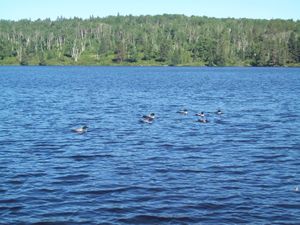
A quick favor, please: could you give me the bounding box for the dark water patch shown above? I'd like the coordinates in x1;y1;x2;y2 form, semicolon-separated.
234;138;259;143
272;223;300;225
262;146;296;151
6;179;26;186
71;186;165;197
70;187;133;196
34;188;58;193
291;157;300;165
0;198;19;204
222;185;242;190
191;202;227;211
0;140;19;146
38;211;79;218
96;206;137;214
54;174;90;181
118;214;196;224
69;154;114;161
173;146;202;152
31;222;77;225
155;168;203;174
130;195;156;203
0;205;23;212
52;165;69;170
116;166;136;175
251;154;290;164
253;159;290;164
144;156;169;161
219;217;250;224
274;203;300;209
13;172;47;179
31;143;68;150
51;175;90;186
203;165;241;173
159;143;174;149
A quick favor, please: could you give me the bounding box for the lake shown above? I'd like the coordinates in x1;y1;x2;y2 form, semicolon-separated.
0;66;300;224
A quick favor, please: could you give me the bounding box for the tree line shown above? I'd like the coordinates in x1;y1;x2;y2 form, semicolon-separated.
0;14;299;66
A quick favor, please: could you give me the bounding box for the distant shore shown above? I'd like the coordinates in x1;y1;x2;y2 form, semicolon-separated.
0;62;299;67
0;15;299;67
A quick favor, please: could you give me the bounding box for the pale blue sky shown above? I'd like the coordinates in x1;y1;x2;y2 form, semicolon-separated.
0;0;299;21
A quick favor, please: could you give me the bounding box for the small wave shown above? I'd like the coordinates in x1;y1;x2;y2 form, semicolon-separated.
0;198;18;204
174;146;200;152
35;188;57;193
145;156;167;161
159;143;174;149
31;142;68;151
194;202;227;210
71;186;137;196
70;154;114;161
0;205;22;212
54;174;89;181
7;179;25;185
71;186;165;196
275;203;300;209
155;168;202;174
13;172;47;179
262;146;294;151
31;222;74;225
0;140;17;145
51;174;89;185
118;214;195;224
39;211;78;218
222;185;242;190
252;154;286;160
96;206;134;214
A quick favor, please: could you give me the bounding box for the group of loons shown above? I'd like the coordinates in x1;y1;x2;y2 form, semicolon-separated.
69;114;300;194
140;108;223;124
70;118;300;193
71;109;223;134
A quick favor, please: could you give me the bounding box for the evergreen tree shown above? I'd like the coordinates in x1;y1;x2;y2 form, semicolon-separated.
0;15;299;66
288;32;300;63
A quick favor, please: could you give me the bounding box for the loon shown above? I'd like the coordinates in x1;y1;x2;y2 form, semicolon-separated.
195;112;205;117
72;125;88;134
197;118;208;123
143;113;155;120
140;113;155;124
177;109;188;115
216;109;223;115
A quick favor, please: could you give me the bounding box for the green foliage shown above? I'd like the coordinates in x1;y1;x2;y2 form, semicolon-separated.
288;32;300;63
0;15;299;66
0;39;10;60
38;53;47;66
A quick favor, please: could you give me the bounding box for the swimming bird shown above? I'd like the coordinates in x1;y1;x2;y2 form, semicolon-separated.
72;125;88;134
143;113;155;120
216;109;223;115
195;112;205;117
177;109;188;115
197;118;208;123
140;113;155;124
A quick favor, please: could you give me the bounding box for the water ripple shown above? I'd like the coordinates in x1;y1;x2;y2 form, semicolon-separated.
1;66;300;224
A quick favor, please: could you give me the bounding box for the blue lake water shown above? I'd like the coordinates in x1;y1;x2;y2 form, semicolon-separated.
0;66;300;224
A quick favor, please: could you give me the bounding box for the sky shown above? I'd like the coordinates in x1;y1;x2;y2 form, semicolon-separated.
0;0;299;21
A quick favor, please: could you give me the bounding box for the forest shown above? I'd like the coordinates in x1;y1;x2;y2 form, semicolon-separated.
0;14;299;66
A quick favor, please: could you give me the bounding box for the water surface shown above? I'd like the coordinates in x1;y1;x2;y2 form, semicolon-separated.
0;66;300;224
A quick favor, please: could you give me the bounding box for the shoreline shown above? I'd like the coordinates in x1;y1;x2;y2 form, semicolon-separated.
0;64;299;67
